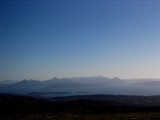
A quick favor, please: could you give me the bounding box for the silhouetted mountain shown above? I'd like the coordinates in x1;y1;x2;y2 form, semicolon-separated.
69;76;111;83
0;76;125;95
126;78;160;84
1;76;160;96
13;79;43;88
69;76;124;84
110;77;124;84
133;81;160;86
14;78;91;89
0;80;20;84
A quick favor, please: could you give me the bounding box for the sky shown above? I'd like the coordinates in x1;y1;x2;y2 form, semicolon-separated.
1;0;160;80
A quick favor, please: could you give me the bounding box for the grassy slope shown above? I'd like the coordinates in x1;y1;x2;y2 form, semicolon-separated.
3;112;160;120
1;94;160;120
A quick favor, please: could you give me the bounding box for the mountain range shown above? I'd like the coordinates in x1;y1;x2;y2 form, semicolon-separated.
1;76;160;96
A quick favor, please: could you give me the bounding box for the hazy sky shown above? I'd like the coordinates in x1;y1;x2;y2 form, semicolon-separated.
1;0;160;80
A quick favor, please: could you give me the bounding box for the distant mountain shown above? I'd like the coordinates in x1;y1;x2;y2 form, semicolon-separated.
110;77;124;84
2;76;160;96
0;80;20;84
69;76;124;84
69;76;111;83
0;76;124;95
13;79;43;88
133;81;160;86
9;78;88;93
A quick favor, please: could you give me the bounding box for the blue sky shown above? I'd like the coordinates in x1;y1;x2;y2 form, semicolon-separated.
1;0;160;80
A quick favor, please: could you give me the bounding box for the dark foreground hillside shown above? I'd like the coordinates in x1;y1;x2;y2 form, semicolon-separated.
1;94;160;120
